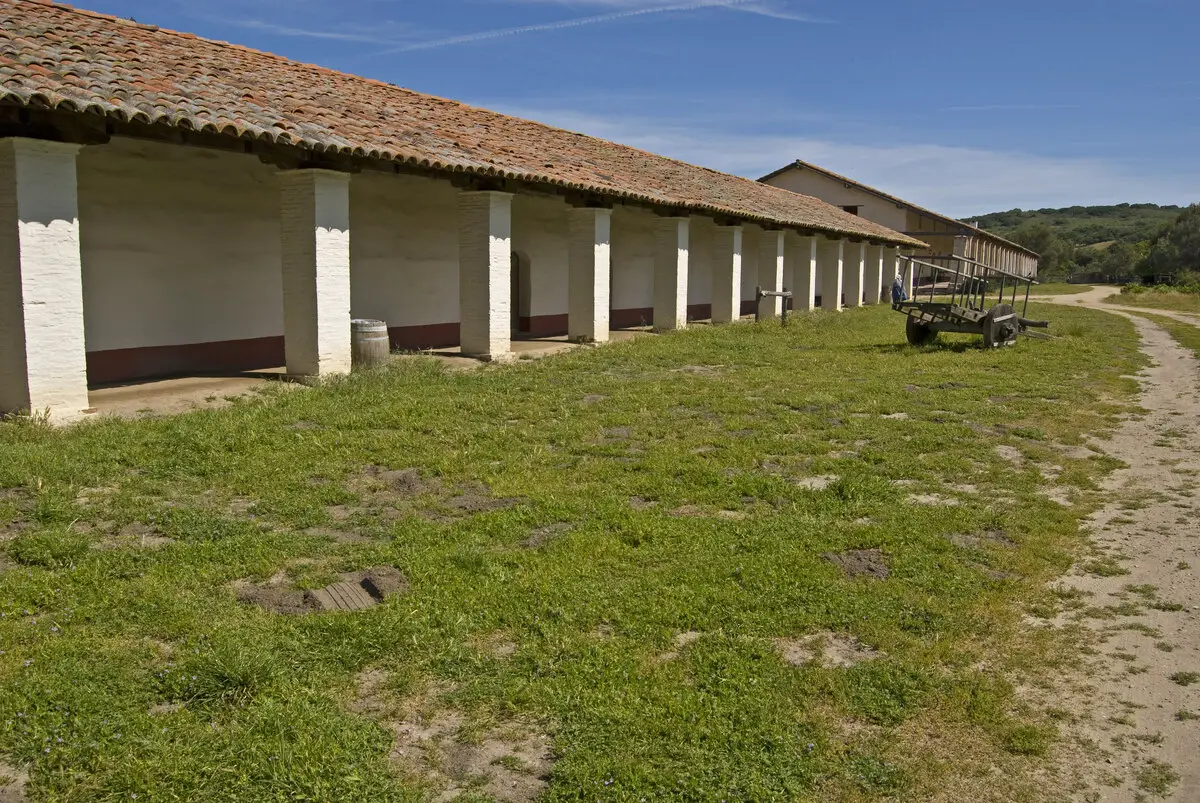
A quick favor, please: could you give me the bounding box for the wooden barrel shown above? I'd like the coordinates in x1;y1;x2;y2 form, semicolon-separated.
351;319;390;370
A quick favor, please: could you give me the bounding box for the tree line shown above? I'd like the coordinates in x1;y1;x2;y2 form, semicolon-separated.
970;203;1199;281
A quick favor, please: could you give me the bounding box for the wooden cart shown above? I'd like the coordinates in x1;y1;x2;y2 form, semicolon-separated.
894;254;1048;348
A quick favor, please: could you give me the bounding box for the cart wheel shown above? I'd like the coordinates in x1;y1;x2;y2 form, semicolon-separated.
906;316;935;346
983;303;1019;349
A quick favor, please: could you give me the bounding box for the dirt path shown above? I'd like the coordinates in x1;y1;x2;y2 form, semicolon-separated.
1033;293;1200;801
1033;286;1200;325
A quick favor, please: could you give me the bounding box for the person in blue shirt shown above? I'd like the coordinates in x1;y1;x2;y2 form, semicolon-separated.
891;272;909;303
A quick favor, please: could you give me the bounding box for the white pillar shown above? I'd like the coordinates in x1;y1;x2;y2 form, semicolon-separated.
710;225;743;324
786;233;817;312
279;169;352;378
653;216;689;330
0;139;89;422
757;229;785;319
818;238;843;312
458;191;513;359
567;206;611;343
864;244;885;305
842;240;864;308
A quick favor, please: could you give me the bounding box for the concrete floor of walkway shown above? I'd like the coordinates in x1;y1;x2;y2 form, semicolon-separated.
85;328;660;420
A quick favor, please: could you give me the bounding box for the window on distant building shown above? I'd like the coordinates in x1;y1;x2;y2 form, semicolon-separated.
841;205;860;216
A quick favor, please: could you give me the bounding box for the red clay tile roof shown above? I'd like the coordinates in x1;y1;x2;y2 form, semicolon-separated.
760;160;1038;256
0;0;926;248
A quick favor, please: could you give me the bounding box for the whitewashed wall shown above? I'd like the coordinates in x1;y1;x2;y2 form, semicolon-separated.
349;171;459;332
763;169;909;234
77;137;282;352
611;205;656;312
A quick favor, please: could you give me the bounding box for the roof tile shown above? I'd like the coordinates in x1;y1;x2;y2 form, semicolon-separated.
0;0;926;247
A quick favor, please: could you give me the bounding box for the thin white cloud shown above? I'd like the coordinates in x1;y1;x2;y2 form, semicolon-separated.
504;0;829;22
370;0;821;55
941;103;1081;113
484;106;1200;215
227;18;416;44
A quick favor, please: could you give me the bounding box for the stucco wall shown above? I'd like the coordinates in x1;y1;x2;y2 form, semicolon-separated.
611;205;656;320
763;168;909;234
77;137;283;355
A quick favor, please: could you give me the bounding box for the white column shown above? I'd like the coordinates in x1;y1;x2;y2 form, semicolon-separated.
279;169;352;378
757;229;785;319
843;240;865;308
567;206;611;343
818;238;843;312
710;225;742;324
0;139;89;422
458;191;513;359
864;244;885;305
786;233;817;312
904;250;916;299
653;216;689;330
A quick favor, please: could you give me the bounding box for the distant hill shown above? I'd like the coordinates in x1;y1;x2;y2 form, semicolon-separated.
969;204;1182;247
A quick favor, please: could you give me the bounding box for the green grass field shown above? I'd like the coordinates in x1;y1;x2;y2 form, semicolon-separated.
1105;291;1200;315
0;304;1145;801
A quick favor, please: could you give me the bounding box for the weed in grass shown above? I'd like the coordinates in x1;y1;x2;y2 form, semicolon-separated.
1175;710;1199;722
1003;724;1056;757
1134;759;1180;796
6;527;90;568
1084;557;1131;577
1154;642;1176;653
1149;601;1185;612
1169;672;1200;687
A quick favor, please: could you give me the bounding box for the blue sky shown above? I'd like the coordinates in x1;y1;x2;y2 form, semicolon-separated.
78;0;1199;217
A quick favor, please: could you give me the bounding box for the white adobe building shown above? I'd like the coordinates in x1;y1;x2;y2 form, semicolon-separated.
0;0;925;423
761;160;1040;291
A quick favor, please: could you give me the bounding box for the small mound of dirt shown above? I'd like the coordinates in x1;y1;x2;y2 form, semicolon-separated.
235;566;407;615
823;549;890;580
795;475;839;491
94;522;175;551
774;631;881;668
522;522;573;549
995;445;1024;466
907;493;960;507
436;482;523;519
581;394;608;406
349;465;433;499
474;631;519;659
233;575;317;616
629;496;658;510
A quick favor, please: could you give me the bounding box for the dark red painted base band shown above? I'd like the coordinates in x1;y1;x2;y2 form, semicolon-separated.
518;314;569;337
388;322;460;351
87;336;285;386
610;307;654;329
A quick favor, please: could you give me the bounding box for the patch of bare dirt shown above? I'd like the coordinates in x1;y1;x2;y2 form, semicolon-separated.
349;675;554;802
945;529;1015;550
473;631;518;659
654;630;703;663
906;492;961;507
337;467;522;524
0;759;28;803
233;565;407;615
93;521;175;550
795;475;838;491
1027;307;1200;801
774;632;881;668
823;549;891;580
629;496;658;510
580;394;607;406
521;522;573;549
